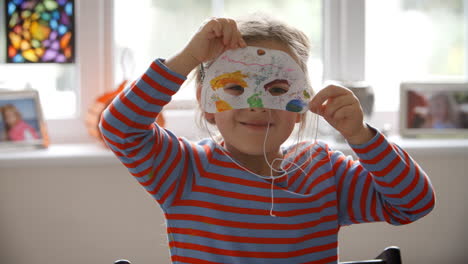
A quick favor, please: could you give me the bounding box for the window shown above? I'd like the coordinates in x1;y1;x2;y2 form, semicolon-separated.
0;1;114;143
113;0;323;102
366;0;466;111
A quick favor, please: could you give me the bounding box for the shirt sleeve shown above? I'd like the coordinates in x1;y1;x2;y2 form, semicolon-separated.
99;59;191;210
330;127;436;226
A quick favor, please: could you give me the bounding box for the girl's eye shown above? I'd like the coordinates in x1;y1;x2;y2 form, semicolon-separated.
223;84;245;96
264;79;290;96
267;86;289;96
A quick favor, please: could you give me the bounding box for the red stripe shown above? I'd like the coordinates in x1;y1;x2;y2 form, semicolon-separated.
133;82;169;106
100;118;128;140
381;203;393;223
173;151;190;205
192;185;336;204
399;170;428;209
301;255;338;264
101;130;148;150
410;195;435;215
119;91;160;118
370;192;380;222
141;73;176;96
193;147;284;190
128;166;152;178
174;200;337;217
382;203;409;225
169;241;338;259
352;133;385;154
283;143;318;171
375;150;411;188
121;136;161;169
166;213;337;230
305;171;334;194
336;159;353;204
172;256;223;264
372;156;400;177
168;227;338;244
292;151;326;192
136;135;174;185
347;166;363;224
150;61;185;85
109;103;151;130
359;144;392;165
148;139;183;194
283;141;309;159
360;175;372;222
385;163;419;199
159;177;178;205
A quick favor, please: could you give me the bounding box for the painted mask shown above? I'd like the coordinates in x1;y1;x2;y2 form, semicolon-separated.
201;46;311;113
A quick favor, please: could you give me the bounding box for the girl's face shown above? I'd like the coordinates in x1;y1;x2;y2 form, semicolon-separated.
4;108;19;126
205;40;302;156
429;96;449;121
213;107;300;156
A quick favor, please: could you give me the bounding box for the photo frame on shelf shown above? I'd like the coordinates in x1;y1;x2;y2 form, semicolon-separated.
0;89;48;149
400;82;468;138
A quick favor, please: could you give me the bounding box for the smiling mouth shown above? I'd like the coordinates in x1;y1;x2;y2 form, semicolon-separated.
240;122;273;130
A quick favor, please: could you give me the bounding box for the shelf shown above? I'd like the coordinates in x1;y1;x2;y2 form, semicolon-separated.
0;137;467;168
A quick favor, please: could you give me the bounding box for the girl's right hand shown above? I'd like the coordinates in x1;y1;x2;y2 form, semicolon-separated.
186;18;247;63
165;18;247;76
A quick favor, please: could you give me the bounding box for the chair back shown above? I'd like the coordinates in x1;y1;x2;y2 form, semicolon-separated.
340;246;402;264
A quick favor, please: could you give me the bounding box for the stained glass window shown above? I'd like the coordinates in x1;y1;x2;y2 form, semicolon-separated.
5;0;75;63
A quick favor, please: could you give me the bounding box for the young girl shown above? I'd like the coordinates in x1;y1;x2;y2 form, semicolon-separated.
1;104;40;141
100;16;435;264
423;92;459;129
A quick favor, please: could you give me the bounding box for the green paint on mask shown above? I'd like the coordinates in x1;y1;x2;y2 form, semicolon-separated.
247;93;264;108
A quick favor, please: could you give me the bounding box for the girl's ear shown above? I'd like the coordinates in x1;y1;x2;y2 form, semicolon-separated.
204;112;216;124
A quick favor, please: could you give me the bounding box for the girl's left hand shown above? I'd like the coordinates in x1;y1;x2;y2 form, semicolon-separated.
309;84;375;144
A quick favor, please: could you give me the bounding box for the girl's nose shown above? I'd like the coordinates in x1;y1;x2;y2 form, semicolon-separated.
249;107;267;112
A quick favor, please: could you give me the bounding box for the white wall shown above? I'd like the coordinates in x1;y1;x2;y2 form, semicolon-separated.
0;151;466;264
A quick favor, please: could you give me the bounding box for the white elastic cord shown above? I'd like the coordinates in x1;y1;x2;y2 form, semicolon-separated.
201;109;321;217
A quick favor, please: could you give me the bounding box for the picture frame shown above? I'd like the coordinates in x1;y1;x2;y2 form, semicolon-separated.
0;89;48;149
400;82;468;138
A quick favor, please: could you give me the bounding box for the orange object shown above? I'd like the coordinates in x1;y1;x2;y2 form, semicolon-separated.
85;80;165;146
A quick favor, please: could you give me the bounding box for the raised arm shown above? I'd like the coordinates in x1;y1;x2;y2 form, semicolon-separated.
331;131;435;225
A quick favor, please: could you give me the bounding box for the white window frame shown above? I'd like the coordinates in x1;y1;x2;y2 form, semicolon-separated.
52;0;369;143
46;0;114;143
323;0;365;82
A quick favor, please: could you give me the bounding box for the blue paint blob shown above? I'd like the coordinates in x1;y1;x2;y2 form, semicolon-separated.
286;99;305;112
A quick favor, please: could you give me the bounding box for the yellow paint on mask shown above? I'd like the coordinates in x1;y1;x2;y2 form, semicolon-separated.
210;71;248;90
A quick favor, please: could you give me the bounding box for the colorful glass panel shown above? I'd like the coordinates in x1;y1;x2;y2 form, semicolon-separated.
5;0;75;63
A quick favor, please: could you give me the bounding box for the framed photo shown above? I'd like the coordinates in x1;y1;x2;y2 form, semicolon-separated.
400;82;468;138
0;89;48;149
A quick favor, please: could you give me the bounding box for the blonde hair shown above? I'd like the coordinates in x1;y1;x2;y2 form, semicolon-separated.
192;13;314;136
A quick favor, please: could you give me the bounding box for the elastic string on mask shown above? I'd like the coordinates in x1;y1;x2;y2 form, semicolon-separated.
201;107;320;218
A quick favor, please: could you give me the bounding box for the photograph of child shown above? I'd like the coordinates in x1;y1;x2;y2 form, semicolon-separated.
407;89;468;129
0;99;41;142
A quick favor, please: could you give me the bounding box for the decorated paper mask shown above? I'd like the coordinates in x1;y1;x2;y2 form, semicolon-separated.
201;46;312;113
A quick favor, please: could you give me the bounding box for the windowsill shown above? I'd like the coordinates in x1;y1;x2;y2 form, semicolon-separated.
1;137;467;168
0;143;119;168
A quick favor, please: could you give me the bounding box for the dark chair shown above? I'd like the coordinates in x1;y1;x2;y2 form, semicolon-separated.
340;246;402;264
114;260;131;264
114;246;401;264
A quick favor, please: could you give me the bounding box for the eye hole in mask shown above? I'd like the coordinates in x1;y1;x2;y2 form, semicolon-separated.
223;83;245;96
264;79;290;96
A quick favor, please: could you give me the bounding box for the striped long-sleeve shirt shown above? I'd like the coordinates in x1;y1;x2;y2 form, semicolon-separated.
99;59;435;264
